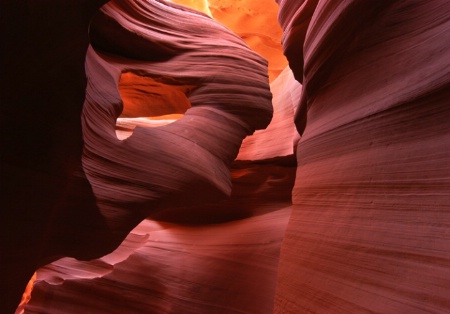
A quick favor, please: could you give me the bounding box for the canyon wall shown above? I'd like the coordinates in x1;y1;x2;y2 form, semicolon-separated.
274;0;450;312
3;0;294;313
19;1;301;310
2;0;449;313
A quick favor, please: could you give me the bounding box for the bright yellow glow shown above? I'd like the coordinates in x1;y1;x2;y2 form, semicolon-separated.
167;0;213;17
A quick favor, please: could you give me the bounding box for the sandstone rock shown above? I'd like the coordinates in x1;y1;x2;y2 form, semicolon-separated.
275;0;450;312
5;0;450;312
3;0;275;312
237;66;301;161
21;1;297;309
81;0;272;237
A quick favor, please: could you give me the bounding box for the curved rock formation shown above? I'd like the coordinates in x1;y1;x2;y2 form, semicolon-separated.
22;77;297;313
169;0;288;82
82;0;272;240
274;0;450;312
5;0;450;312
207;0;288;82
3;0;275;312
24;160;295;313
237;66;301;161
17;1;302;310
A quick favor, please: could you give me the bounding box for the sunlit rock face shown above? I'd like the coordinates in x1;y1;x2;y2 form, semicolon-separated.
170;0;288;82
274;0;450;313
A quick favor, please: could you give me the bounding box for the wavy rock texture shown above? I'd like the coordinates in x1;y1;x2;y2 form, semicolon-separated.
82;0;272;239
24;160;295;313
6;0;449;312
169;0;289;82
23;152;296;313
15;0;298;313
24;142;297;313
207;0;288;82
22;0;300;309
24;71;297;313
3;0;278;312
274;0;450;313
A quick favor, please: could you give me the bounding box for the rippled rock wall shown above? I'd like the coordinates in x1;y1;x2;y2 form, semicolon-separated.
274;0;450;312
2;0;449;313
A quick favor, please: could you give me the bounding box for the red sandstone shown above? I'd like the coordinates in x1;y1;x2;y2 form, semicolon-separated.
1;0;449;313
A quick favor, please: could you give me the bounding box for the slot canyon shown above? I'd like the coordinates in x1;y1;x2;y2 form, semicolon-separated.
1;0;449;313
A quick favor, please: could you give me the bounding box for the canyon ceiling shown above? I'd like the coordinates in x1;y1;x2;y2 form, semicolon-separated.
1;0;449;313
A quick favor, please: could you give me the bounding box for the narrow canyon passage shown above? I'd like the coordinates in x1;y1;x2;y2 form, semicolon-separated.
2;0;449;313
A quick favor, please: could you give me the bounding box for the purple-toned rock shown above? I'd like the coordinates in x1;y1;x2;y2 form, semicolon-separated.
275;0;450;312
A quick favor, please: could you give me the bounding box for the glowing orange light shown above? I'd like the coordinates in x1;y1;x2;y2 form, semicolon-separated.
15;272;37;314
116;72;194;140
168;0;287;82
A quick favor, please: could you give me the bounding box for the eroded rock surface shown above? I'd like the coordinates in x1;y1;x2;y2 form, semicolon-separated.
3;0;276;312
19;1;301;311
25;158;295;313
274;0;450;312
169;0;289;82
82;0;273;240
4;0;450;313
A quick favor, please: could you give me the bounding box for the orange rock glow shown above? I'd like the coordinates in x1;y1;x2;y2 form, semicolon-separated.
14;272;36;314
116;72;194;139
169;0;287;82
118;72;194;118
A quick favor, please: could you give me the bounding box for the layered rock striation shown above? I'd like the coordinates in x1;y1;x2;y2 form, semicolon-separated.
24;157;296;313
21;1;301;308
275;0;450;312
82;0;273;242
3;0;450;313
3;0;276;312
